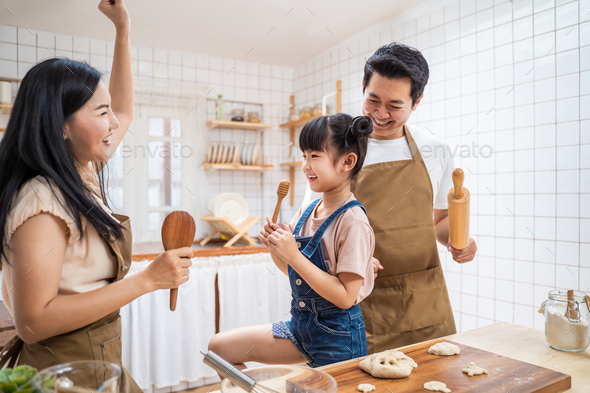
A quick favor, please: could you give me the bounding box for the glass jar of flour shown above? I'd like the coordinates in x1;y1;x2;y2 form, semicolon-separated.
543;290;589;352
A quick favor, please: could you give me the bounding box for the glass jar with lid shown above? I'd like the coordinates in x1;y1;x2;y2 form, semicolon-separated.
313;103;322;116
543;290;589;352
230;109;245;122
247;111;260;123
301;106;313;120
289;108;301;122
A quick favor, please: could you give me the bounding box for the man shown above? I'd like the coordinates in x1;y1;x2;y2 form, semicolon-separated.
303;43;477;353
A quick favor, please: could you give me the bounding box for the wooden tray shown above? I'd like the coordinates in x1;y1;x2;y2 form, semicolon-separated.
321;338;571;393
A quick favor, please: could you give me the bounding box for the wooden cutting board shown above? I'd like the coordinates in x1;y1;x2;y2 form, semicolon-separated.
321;338;571;393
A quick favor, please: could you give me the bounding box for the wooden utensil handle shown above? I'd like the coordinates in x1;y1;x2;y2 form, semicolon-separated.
170;288;178;311
453;168;464;199
272;195;285;223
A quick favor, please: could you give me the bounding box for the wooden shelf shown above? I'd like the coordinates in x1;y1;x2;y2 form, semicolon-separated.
280;161;302;167
279;116;322;130
0;104;12;115
206;120;274;131
204;163;274;171
281;80;341;206
0;128;6;132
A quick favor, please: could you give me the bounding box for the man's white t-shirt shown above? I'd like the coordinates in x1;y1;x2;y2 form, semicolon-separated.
303;124;455;210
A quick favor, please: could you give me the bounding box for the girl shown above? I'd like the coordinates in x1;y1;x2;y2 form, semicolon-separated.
208;113;375;368
0;2;192;391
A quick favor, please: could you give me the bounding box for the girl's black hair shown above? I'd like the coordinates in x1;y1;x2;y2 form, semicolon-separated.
0;58;124;263
299;113;373;182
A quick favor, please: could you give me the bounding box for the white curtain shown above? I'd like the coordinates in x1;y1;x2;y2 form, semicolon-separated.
217;253;292;332
121;257;218;391
120;252;292;392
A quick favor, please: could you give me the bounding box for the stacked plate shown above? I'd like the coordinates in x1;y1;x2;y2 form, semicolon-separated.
206;142;263;165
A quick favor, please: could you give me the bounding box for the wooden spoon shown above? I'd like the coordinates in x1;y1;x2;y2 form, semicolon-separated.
272;180;290;224
565;289;578;320
161;211;196;311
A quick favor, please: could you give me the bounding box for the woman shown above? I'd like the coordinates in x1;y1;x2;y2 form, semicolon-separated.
0;1;192;391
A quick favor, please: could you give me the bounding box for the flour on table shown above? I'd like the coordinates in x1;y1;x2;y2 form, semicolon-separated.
359;349;417;379
357;383;375;393
428;342;460;356
423;381;451;392
462;362;488;376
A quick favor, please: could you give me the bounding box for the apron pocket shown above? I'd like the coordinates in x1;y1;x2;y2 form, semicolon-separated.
88;316;123;366
370;265;453;334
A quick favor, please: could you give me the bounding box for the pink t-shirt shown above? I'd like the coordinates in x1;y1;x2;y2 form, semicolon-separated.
288;193;375;304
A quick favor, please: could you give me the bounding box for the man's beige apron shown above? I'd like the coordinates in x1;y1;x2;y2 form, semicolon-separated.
352;126;456;354
0;214;142;393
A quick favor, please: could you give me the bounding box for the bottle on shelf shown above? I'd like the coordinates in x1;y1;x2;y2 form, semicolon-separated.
215;94;225;120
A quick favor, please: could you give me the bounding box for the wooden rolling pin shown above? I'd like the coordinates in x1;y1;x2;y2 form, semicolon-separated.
161;211;196;311
447;168;470;249
272;180;290;224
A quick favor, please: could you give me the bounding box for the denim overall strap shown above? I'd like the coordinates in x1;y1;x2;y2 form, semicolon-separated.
292;198;322;237
299;200;367;259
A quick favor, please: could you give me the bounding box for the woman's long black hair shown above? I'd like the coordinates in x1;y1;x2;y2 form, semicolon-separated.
0;58;124;263
299;113;373;182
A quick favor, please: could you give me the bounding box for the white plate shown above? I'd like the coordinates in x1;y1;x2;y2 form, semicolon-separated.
226;145;235;163
246;144;254;165
211;144;219;163
220;144;228;163
205;143;213;162
207;192;249;225
233;143;241;164
215;143;222;164
241;143;249;165
251;144;260;166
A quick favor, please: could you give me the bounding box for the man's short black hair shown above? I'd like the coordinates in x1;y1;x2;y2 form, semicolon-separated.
363;42;430;106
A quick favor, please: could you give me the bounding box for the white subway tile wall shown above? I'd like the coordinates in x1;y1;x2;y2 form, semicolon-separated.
0;24;295;238
0;0;588;333
292;0;588;332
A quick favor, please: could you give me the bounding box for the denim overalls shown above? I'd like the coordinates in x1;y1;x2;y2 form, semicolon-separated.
273;198;368;367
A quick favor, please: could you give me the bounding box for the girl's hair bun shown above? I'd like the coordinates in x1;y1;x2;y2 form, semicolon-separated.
346;116;373;145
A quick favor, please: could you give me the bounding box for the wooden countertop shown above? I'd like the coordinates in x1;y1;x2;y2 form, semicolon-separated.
132;242;268;261
319;322;589;392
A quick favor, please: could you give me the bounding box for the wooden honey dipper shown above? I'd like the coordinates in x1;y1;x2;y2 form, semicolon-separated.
447;168;471;249
272;180;290;224
161;211;196;311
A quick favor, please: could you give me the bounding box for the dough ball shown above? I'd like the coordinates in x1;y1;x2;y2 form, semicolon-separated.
359;349;417;379
462;362;488;377
357;383;375;393
424;381;451;392
428;342;461;356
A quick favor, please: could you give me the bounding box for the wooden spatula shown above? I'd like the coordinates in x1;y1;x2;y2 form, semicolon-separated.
272;180;290;224
161;211;196;311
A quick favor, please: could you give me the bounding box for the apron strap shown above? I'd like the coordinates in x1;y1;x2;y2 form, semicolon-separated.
0;334;24;369
300;200;366;258
292;198;321;236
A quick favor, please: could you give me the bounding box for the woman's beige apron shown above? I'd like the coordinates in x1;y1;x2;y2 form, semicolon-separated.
352;126;456;354
0;214;141;393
